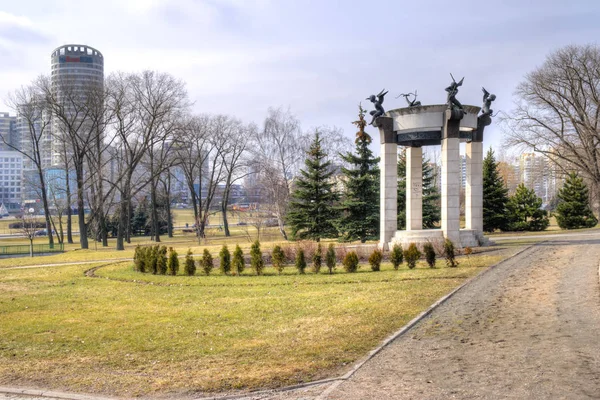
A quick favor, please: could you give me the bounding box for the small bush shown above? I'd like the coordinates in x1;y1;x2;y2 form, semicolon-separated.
148;245;159;275
295;248;307;274
357;246;374;262
464;246;473;267
326;244;336;274
167;247;179;275
134;246;146;273
343;251;359;273
390;244;403;270
334;245;349;263
404;243;421;269
219;245;231;275
444;239;459;268
157;246;168;275
201;249;213;276
271;245;286;274
298;241;317;262
312;243;322;274
281;244;296;264
250;240;264;275
184;248;196;276
233;244;245;275
368;249;383;271
423;242;436;268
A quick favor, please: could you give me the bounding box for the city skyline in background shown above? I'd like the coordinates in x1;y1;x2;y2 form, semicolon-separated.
1;0;600;152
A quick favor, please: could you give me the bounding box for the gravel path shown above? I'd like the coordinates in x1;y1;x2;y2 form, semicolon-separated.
265;236;600;400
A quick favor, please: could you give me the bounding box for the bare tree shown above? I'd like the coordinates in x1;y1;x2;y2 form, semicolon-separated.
219;120;254;236
175;114;211;240
502;44;600;215
41;75;106;249
250;107;306;239
4;80;55;248
131;71;189;243
196;115;230;239
19;211;39;257
105;71;188;249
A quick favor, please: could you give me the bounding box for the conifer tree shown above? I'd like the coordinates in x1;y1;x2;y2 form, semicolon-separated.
397;149;441;229
507;183;549;231
287;131;340;241
184;248;196;276
483;148;510;232
219;245;231;275
232;244;245;275
167;247;179;276
338;105;380;242
555;173;598;229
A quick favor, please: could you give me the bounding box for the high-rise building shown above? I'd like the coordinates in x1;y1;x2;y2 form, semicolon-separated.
0;151;23;211
0;112;17;151
49;44;104;166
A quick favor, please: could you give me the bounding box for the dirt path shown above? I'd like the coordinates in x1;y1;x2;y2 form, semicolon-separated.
262;237;600;400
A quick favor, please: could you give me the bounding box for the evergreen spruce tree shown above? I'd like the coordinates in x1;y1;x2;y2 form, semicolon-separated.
132;198;149;236
287;132;340;241
422;159;441;228
555;173;598;229
507;183;549;231
338;105;380;242
483;148;510;232
397;149;441;229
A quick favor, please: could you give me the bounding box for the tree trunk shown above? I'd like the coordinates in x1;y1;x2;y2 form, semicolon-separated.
36;165;54;249
222;186;231;237
76;163;88;249
150;181;160;242
66;173;74;244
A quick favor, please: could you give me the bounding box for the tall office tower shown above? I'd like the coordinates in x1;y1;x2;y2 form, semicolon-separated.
49;44;104;166
0;112;17;151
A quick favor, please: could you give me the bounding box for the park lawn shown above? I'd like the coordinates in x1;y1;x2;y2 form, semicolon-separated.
0;249;509;398
0;233;308;269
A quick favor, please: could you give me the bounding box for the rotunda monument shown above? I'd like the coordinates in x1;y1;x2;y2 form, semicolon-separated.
368;76;496;250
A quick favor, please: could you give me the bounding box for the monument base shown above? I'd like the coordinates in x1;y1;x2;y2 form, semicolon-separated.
389;229;489;249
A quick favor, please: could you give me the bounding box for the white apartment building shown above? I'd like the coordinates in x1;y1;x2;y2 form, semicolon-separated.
0;151;23;211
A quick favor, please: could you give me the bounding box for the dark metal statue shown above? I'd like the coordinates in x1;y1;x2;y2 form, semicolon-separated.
480;87;496;117
445;74;464;111
366;89;388;125
396;90;421;107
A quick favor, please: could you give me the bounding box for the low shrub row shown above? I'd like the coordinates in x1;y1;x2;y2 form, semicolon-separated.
132;239;461;276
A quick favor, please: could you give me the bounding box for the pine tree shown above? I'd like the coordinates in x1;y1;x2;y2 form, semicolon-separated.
507;183;549;231
397;149;441;229
338;105;380;242
555;173;598;229
483;148;510;232
287;131;340;241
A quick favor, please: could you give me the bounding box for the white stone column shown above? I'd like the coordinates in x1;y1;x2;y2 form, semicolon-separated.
441;112;461;245
406;146;422;231
465;141;483;232
378;117;397;250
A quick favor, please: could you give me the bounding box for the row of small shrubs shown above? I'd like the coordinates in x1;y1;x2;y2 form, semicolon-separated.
134;245;180;275
132;239;461;276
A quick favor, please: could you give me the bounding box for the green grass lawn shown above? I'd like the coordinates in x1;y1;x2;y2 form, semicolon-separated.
0;247;514;397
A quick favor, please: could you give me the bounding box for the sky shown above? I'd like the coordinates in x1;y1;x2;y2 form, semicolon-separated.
1;0;600;155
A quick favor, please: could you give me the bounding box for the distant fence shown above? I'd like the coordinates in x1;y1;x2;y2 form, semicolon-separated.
0;243;64;256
